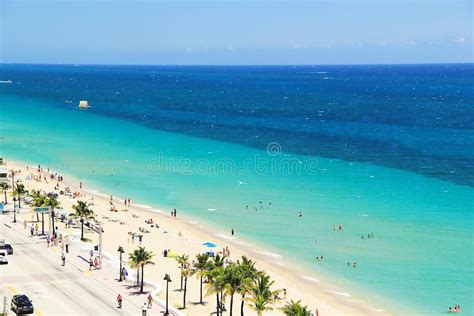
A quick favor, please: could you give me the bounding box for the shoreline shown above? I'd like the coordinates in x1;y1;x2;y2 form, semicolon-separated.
3;156;403;315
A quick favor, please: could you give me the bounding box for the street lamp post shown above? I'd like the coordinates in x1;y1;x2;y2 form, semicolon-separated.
51;209;56;236
117;246;124;281
13;196;17;223
164;274;172;315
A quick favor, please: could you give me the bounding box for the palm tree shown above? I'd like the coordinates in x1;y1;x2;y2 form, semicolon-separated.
238;256;259;316
246;273;280;316
31;189;45;222
0;182;9;204
176;254;189;291
42;194;60;236
191;253;210;304
71;200;94;240
224;263;243;316
281;300;312;316
128;254;141;286
128;246;155;293
30;190;46;233
205;265;226;316
181;265;192;309
31;190;45;207
13;183;27;208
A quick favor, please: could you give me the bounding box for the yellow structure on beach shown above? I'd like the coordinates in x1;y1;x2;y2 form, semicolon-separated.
79;100;90;109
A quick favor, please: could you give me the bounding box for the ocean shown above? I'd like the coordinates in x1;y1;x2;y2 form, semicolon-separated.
1;64;473;314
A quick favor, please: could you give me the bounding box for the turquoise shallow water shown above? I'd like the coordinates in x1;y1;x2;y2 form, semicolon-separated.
1;92;473;314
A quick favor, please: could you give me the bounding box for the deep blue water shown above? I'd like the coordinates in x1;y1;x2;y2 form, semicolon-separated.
1;63;473;186
1;64;474;314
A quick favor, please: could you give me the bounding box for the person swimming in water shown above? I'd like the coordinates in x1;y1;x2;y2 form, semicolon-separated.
298;212;303;217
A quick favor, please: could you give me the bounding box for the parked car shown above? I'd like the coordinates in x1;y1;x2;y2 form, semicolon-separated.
0;250;8;264
0;243;13;254
11;294;34;314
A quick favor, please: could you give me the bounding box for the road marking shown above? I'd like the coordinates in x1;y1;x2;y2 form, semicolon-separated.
6;285;18;295
8;278;90;287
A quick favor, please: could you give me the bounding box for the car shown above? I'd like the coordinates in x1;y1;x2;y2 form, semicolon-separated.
0;250;8;264
0;243;13;254
11;294;34;314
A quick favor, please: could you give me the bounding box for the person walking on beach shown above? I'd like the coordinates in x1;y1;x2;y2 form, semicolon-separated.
231;228;234;236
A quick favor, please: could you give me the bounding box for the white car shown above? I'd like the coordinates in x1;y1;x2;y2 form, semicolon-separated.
0;250;8;264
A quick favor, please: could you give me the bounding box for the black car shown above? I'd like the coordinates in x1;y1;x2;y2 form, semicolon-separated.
11;294;34;314
1;244;13;255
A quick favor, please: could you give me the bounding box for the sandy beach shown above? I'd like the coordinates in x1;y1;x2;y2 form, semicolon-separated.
2;158;390;315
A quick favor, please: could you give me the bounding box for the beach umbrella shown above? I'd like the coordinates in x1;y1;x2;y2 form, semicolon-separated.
167;250;179;258
202;242;217;248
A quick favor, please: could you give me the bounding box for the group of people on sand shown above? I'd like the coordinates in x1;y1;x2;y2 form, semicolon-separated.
448;305;461;313
222;246;231;257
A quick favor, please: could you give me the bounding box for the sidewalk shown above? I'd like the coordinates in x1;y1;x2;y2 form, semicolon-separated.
4;214;182;316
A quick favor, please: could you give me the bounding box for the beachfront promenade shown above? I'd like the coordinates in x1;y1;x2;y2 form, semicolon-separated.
0;213;171;315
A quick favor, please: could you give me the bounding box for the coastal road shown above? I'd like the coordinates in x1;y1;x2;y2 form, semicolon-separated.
0;217;141;316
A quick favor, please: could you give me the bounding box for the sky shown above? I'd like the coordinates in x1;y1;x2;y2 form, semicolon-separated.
0;0;472;65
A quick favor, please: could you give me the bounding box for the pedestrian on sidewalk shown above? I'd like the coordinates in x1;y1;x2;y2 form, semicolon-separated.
147;294;153;308
89;258;94;270
61;253;66;266
60;242;65;252
141;303;148;316
46;235;50;247
35;223;39;235
30;225;34;237
117;294;123;309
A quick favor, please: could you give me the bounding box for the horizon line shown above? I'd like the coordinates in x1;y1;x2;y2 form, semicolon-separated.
1;61;473;67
